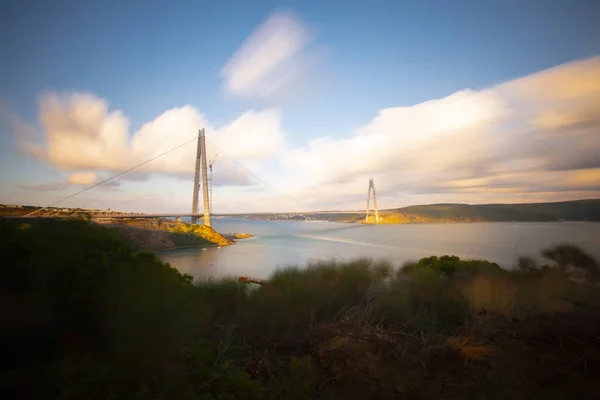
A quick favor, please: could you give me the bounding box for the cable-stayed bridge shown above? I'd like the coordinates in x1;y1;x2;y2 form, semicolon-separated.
21;128;379;224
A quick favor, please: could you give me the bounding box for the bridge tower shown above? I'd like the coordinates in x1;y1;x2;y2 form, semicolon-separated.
191;128;212;227
365;178;379;223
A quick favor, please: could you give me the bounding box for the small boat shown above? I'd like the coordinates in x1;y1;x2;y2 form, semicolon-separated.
238;275;266;284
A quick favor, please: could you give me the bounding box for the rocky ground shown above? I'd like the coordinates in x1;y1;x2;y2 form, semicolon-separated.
109;221;253;252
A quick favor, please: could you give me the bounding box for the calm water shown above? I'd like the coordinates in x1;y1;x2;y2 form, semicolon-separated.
160;219;600;281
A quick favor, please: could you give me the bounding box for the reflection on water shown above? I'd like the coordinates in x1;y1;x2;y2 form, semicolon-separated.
160;219;600;281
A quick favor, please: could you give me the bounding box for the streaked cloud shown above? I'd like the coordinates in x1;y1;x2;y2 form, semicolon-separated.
8;56;600;212
16;182;68;192
279;57;600;210
220;11;315;100
67;171;98;186
14;173;120;195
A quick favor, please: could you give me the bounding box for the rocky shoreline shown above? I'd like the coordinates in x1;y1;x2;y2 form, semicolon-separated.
110;223;253;253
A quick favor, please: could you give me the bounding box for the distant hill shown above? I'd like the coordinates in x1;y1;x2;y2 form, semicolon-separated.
239;199;600;223
387;199;600;222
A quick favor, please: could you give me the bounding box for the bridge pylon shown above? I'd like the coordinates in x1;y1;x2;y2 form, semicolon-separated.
191;128;212;227
365;178;379;223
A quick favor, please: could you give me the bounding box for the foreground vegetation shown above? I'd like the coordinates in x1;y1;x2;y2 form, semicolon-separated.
2;219;600;399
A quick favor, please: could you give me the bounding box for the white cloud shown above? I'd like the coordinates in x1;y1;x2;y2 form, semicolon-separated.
20;93;287;187
283;89;506;185
37;93;130;170
220;11;313;100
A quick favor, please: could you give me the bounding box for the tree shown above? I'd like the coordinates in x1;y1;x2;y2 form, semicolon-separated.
517;255;538;272
541;244;599;281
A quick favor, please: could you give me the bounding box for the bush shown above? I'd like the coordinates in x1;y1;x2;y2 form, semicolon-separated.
400;254;501;279
1;219;229;398
542;243;600;281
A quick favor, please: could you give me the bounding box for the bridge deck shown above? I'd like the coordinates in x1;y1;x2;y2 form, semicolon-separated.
93;211;366;218
5;211;367;219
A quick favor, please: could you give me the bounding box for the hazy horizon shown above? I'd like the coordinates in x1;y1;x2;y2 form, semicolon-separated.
4;198;599;216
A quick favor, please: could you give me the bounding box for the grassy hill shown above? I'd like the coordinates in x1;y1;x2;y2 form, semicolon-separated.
389;199;600;222
245;199;600;224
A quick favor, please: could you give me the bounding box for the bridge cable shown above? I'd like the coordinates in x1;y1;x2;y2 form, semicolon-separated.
25;135;199;217
204;137;308;211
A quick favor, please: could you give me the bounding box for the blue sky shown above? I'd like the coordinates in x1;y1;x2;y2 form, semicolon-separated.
1;0;599;212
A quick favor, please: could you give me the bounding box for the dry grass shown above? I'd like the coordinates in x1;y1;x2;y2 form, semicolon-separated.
459;273;520;316
446;333;494;361
457;269;600;318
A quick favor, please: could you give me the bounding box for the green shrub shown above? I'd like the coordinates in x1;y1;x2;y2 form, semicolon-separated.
400;255;500;281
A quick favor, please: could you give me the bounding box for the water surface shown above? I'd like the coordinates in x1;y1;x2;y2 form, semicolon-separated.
160;219;600;281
